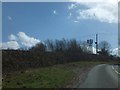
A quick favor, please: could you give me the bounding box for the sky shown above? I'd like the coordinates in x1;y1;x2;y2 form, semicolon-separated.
1;1;119;55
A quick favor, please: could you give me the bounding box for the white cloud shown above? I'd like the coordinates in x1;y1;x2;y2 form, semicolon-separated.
74;20;79;23
8;34;17;41
67;13;72;19
53;10;57;14
112;48;118;56
1;32;41;50
68;0;119;23
17;32;40;48
7;16;12;21
69;0;119;3
1;41;20;50
68;3;77;10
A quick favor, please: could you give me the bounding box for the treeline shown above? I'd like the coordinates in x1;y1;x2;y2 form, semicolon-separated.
2;39;119;74
30;39;87;53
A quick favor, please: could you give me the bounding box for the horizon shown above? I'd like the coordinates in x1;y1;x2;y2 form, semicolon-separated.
1;1;118;55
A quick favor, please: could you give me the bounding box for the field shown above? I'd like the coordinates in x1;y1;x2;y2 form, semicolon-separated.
2;61;111;88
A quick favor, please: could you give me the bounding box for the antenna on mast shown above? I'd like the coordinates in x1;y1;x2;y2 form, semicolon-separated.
95;34;98;54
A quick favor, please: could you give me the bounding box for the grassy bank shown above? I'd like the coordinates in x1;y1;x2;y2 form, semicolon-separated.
3;61;112;88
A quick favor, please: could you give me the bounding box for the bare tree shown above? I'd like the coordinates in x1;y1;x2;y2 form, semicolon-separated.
98;41;111;56
45;40;55;52
81;41;89;53
54;39;68;52
30;43;46;52
66;39;82;53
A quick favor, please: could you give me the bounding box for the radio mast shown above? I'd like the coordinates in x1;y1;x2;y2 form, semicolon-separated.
95;34;98;54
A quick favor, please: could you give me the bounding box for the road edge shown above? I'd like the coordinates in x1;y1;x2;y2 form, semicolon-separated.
111;65;120;75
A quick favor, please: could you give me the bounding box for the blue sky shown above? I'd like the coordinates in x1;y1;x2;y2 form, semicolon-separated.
2;2;118;53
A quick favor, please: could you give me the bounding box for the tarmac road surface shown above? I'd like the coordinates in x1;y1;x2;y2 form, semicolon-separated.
79;64;119;88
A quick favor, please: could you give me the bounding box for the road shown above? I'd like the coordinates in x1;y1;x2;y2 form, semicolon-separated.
79;64;119;88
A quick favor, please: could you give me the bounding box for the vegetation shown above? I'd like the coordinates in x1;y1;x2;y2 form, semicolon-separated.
98;41;111;56
3;61;109;88
2;39;119;88
3;39;119;74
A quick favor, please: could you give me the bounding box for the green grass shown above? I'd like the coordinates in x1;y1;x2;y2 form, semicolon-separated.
3;67;73;88
3;61;109;88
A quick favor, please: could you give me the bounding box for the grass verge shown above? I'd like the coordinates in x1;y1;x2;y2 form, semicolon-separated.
3;61;110;88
